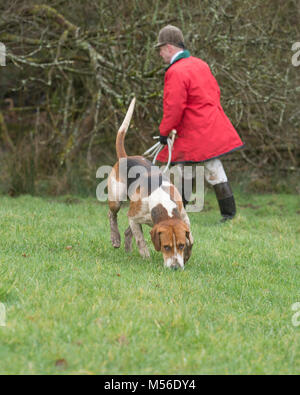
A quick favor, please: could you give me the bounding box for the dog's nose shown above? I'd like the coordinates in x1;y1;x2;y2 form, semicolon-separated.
170;261;181;270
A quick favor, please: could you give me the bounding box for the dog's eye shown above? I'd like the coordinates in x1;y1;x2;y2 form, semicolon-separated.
178;244;185;250
164;245;171;251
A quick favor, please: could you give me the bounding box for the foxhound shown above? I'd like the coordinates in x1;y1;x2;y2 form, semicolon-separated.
107;98;193;269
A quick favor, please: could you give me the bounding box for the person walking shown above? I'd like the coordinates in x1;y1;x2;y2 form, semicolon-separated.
155;25;244;222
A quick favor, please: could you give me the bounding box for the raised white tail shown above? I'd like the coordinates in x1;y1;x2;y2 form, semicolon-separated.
116;97;136;159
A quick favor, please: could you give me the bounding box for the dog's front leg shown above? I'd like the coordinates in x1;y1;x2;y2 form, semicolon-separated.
129;219;150;259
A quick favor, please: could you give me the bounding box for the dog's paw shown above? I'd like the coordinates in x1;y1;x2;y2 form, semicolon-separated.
111;233;121;248
140;248;150;259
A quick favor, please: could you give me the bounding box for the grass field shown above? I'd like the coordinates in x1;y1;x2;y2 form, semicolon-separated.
0;190;299;375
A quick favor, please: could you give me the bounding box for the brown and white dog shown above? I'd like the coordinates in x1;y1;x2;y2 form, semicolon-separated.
108;98;193;269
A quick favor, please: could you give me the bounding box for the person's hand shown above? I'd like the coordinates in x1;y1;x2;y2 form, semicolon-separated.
159;135;168;145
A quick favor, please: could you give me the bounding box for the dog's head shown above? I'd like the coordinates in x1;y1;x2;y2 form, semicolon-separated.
150;219;192;270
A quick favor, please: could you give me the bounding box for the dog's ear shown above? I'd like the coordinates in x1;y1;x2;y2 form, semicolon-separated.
182;223;193;263
150;225;162;252
183;223;192;245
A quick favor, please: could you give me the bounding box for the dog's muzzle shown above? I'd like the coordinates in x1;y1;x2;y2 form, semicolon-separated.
165;256;184;270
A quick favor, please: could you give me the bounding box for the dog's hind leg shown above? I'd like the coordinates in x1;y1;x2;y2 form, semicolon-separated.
108;169;127;248
124;226;133;252
108;206;121;248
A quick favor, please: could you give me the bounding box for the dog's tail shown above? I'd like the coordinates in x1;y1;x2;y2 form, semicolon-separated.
116;97;136;159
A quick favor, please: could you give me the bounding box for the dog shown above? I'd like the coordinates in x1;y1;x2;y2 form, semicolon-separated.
107;98;193;269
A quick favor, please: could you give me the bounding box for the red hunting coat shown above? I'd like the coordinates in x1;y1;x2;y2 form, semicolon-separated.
157;51;244;163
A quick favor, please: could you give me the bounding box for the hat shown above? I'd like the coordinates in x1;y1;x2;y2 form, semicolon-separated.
154;25;185;49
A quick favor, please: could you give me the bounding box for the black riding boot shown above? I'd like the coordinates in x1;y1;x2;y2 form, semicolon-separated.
213;182;236;222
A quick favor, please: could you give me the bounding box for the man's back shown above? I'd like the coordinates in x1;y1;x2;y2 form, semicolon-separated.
155;24;243;221
164;56;222;134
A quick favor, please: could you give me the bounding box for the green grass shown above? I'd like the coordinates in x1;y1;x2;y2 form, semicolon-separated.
0;190;299;375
